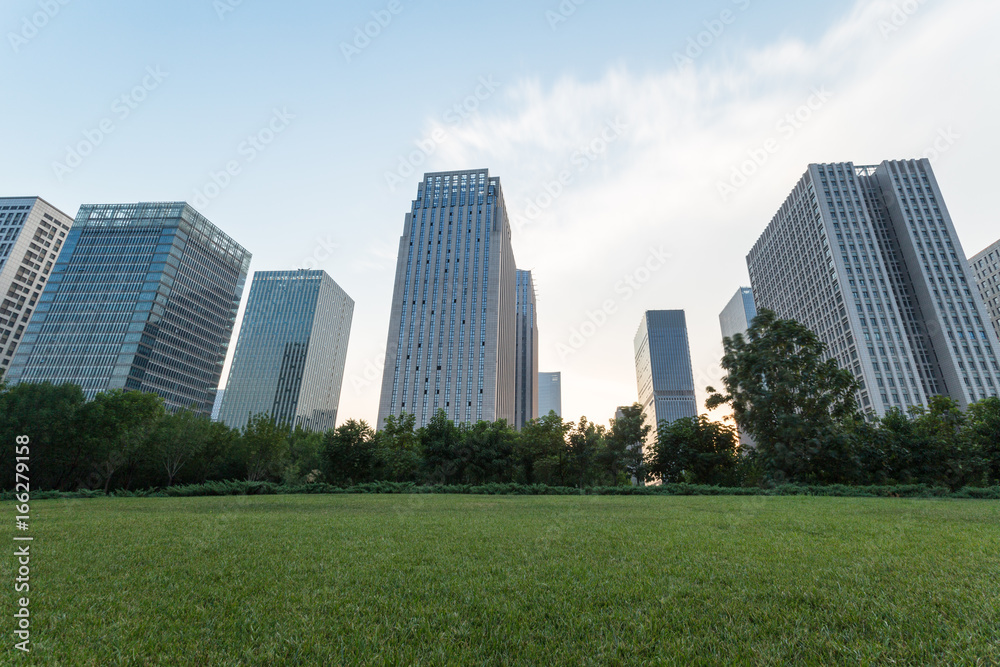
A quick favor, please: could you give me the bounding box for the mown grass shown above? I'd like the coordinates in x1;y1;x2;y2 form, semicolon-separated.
2;495;998;665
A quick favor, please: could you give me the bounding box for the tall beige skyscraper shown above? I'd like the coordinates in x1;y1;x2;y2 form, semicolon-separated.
377;169;518;428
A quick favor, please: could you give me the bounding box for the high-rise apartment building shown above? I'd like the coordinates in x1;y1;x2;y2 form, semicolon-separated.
377;169;518;428
8;202;250;415
218;270;354;431
719;287;757;342
0;197;74;375
515;269;538;429
748;160;1000;415
538;371;562;418
633;310;697;440
970;239;1000;341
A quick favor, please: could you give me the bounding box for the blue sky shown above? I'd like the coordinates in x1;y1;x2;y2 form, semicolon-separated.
4;0;999;425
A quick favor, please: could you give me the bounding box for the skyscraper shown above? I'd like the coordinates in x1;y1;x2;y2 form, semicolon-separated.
748;160;1000;415
718;287;758;449
970;239;1000;341
719;287;757;342
377;169;518;428
218;270;354;431
515;269;538;429
633;310;697;440
538;372;562;418
0;197;74;375
8;202;250;415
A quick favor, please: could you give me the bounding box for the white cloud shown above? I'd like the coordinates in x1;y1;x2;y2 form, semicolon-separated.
347;0;1000;426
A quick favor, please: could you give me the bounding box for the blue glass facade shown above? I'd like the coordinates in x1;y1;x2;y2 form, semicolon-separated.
218;270;354;431
7;202;250;415
719;287;757;342
634;310;697;435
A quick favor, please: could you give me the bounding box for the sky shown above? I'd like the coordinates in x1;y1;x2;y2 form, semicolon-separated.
3;0;999;428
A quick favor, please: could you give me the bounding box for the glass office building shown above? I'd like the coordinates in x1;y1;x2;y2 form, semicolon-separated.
633;310;698;441
0;197;74;374
538;371;562;417
218;270;354;431
719;287;757;342
515;269;538;429
377;169;518;428
7;202;250;416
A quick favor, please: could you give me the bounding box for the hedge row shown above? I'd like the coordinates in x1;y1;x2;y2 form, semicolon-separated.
5;480;1000;501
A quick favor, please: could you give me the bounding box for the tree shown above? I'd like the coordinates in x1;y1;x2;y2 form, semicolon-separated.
566;417;605;488
964;397;1000;484
285;425;325;484
322;419;379;486
517;412;572;485
239;413;289;482
706;309;861;484
650;416;738;485
458;420;518;484
377;413;422;482
152;410;210;487
85;390;165;492
419;410;463;484
605;403;651;485
910;396;984;489
0;382;88;490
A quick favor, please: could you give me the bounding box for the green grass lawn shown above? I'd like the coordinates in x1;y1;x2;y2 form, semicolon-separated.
2;494;999;666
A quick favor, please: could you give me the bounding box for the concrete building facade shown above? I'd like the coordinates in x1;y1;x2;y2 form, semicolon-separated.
218;270;354;431
748;160;1000;415
970;239;1000;342
0;197;74;375
377;169;518;428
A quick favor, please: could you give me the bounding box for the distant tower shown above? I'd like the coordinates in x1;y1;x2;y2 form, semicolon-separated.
0;197;74;375
538;372;562;418
515;269;538;429
218;270;354;431
8;202;250;415
719;287;757;342
377;169;518;428
633;310;697;440
718;287;758;449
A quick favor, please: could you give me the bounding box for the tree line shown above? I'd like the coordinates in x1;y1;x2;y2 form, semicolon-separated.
1;308;998;492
